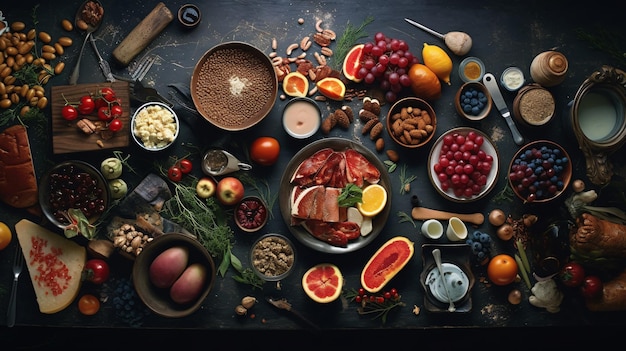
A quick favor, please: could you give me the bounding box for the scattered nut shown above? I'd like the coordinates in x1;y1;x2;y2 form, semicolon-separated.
375;138;385;152
298;18;304;25
386;149;400;162
235;305;248;316
241;296;257;309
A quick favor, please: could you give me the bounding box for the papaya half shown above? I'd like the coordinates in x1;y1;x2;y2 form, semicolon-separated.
360;236;414;293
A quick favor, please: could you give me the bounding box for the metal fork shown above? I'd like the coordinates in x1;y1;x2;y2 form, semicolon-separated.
129;54;159;81
7;245;24;327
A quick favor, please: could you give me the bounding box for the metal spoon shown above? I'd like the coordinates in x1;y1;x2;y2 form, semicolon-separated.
405;18;472;56
69;0;104;84
432;248;456;312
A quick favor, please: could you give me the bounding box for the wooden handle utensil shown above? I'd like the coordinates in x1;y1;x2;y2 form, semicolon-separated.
411;206;484;226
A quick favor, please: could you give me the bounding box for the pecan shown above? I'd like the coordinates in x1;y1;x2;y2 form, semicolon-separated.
321;29;336;41
313;32;331;47
76;118;96;134
370;121;383;140
313;52;327;66
320;47;333;57
296;60;314;76
314;65;332;82
300;36;311;51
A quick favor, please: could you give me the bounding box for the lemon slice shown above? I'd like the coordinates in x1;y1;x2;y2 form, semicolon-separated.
357;184;387;217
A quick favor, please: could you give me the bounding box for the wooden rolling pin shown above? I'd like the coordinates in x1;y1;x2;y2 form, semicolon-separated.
412;206;484;226
112;2;173;67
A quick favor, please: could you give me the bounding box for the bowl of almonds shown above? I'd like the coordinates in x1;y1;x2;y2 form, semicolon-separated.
386;97;437;149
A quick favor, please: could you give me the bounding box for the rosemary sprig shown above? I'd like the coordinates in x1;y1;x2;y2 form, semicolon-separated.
331;16;375;71
397;211;416;227
576;28;626;67
493;179;514;204
398;164;416;195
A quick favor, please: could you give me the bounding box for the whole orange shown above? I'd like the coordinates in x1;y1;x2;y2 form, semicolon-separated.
487;254;518;286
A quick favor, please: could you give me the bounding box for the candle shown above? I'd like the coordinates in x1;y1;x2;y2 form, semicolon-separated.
282;98;321;139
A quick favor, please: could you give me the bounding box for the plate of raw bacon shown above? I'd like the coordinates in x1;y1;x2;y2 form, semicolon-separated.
279;137;392;254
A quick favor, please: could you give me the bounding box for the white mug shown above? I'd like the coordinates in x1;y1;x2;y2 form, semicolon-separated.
446;217;468;241
421;219;443;239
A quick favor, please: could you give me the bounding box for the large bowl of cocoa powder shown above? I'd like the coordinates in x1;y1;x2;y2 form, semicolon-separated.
190;41;278;131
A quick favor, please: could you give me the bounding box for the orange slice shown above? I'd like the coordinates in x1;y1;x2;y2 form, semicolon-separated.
357;184;387;217
316;77;346;101
282;72;309;97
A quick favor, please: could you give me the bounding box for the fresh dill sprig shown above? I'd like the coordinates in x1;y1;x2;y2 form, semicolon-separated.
397;211;416;227
331;16;375;71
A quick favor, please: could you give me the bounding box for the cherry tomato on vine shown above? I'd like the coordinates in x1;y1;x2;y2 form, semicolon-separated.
100;87;117;102
110;104;123;119
97;106;112;121
95;97;108;110
78;95;95;115
168;166;183;182
82;259;110;284
78;294;100;315
179;159;193;174
108;118;123;132
61;105;78;121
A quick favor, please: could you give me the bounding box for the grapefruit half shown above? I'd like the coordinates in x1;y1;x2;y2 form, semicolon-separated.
302;263;344;303
342;44;364;82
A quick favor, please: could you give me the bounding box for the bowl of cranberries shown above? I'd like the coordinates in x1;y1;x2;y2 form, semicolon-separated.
234;196;268;233
39;160;110;231
428;127;499;203
508;140;571;203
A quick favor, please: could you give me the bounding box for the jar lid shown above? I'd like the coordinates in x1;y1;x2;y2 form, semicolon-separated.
548;53;568;74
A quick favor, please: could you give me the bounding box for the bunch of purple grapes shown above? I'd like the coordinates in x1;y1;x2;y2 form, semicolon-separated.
356;32;421;102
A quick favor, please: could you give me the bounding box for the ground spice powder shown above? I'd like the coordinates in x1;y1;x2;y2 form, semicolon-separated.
517;88;555;125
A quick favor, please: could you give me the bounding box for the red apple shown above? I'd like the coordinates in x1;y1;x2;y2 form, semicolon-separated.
196;177;217;199
216;177;245;206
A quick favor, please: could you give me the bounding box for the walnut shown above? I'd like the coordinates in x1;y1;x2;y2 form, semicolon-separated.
313;32;331;47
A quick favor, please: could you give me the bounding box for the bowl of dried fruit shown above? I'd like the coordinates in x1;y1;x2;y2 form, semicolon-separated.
39;160;110;232
234;196;268;233
508;140;571;203
250;233;296;281
190;41;278;131
386;97;437;149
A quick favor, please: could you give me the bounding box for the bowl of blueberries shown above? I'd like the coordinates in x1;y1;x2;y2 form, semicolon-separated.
508;140;572;203
454;82;492;121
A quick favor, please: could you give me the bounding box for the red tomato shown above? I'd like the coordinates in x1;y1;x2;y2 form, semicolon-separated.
110;104;123;119
78;95;95;115
179;159;193;174
61;105;78;121
581;275;603;299
108;118;123;132
100;87;116;102
83;259;110;284
250;137;280;166
94;97;108;110
487;254;519;286
78;294;100;315
168;166;183;182
559;262;585;287
97;106;112;121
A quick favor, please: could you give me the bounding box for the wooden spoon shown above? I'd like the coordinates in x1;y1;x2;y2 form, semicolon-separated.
412;206;484;226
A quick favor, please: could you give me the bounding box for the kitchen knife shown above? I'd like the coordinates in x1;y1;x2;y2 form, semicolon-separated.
482;73;524;145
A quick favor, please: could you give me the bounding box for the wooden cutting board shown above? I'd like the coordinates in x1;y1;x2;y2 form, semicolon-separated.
50;81;130;154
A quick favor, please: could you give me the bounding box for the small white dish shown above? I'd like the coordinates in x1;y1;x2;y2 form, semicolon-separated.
421;219;443;240
500;66;525;92
282;97;321;139
446;217;468;242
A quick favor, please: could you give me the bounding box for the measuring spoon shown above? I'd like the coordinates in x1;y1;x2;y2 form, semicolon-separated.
405;18;472;56
69;0;104;85
202;149;252;177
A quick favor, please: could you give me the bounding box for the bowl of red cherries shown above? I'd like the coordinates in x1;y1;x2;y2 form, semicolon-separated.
508;140;571;203
428;127;499;203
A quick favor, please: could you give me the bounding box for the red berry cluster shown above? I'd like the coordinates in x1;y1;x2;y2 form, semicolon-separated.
354;287;400;304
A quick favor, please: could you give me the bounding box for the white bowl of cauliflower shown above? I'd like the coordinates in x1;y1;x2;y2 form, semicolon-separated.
131;102;180;151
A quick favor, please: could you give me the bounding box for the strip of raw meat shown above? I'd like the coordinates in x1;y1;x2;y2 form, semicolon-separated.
290;147;334;186
345;149;380;186
328;152;347;188
333;221;361;240
290;185;324;219
302;220;348;247
314;151;343;187
323;187;341;222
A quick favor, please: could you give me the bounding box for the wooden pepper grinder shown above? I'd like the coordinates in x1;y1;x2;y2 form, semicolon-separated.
530;51;569;87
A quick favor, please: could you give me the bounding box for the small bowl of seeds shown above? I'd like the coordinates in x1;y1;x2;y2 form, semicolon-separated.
250;233;296;281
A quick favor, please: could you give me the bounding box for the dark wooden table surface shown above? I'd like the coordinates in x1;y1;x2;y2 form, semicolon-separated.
1;0;626;347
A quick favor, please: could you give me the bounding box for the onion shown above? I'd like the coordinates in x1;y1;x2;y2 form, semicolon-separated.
572;179;585;193
508;289;522;305
497;223;514;241
488;209;506;226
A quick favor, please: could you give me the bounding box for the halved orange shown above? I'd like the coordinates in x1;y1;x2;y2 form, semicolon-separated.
316;77;346;101
357;184;387;217
282;72;309;97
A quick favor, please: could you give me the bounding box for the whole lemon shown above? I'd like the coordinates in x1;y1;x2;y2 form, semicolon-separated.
0;221;12;251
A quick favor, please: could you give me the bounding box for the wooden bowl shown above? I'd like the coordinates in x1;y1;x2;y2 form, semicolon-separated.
454;82;492;121
386;97;437;148
190;42;278;131
508;140;572;203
